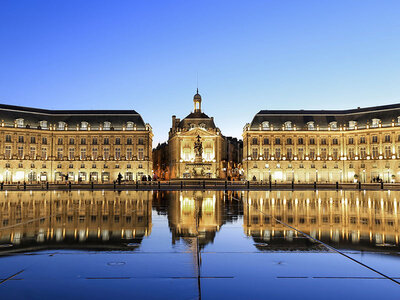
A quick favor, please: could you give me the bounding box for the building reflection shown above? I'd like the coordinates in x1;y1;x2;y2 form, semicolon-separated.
1;190;399;253
166;191;225;248
243;190;400;251
0;191;152;251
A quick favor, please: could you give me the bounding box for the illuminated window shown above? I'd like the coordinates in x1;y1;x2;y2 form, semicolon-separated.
127;122;134;130
126;148;132;160
104;148;110;160
115;148;121;160
138;148;144;160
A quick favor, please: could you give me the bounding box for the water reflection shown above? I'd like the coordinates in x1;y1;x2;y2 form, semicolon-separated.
0;191;152;251
0;190;399;252
243;191;400;251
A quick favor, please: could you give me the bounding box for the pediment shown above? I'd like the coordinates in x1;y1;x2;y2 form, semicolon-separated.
181;128;218;137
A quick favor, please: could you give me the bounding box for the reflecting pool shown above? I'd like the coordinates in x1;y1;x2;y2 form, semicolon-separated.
0;190;400;299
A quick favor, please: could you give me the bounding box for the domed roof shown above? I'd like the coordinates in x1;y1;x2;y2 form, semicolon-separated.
193;89;201;100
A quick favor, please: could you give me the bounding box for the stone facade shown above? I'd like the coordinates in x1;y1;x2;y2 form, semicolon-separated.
0;105;153;183
243;104;400;183
167;91;226;179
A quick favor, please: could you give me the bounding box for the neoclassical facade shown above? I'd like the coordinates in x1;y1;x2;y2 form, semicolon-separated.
0;104;153;183
167;91;226;179
243;104;400;183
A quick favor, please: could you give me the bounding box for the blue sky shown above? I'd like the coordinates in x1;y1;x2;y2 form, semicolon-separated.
1;0;400;144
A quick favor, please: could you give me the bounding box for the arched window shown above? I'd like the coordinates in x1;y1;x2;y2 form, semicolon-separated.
81;121;88;130
16;118;24;128
103;121;111;130
348;120;357;129
262;121;270;130
58;121;66;130
307;121;315;130
39;120;48;129
284;121;292;130
372;118;380;128
126;122;134;130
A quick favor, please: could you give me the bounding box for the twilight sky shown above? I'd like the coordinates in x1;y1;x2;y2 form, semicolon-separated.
1;0;400;144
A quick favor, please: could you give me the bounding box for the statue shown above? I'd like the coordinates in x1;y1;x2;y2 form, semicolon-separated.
194;135;203;162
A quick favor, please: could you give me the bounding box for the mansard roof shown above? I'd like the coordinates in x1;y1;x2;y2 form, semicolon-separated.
177;111;217;129
250;103;400;130
0;104;147;130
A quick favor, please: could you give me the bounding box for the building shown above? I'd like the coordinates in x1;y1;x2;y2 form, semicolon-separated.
221;137;243;180
0;104;153;183
152;142;170;180
167;90;226;179
243;104;400;183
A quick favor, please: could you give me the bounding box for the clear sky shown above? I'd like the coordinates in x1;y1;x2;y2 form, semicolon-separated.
1;0;400;144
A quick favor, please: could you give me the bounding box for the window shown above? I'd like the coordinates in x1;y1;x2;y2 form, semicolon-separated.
275;148;281;160
309;148;315;160
92;137;98;145
29;136;35;144
138;148;144;160
252;148;258;160
286;138;292;145
348;120;357;129
298;137;304;145
372;118;380;128
30;146;36;159
69;148;75;160
321;138;327;145
57;148;63;160
104;137;109;145
372;146;379;158
263;138;269;145
385;146;391;158
5;134;11;142
348;148;355;160
18;136;24;143
298;148;304;160
138;138;144;145
372;135;378;143
57;163;62;169
58;121;66;130
359;136;366;144
127;122;134;130
42;137;47;144
81;121;88;130
320;148;327;160
332;148;338;160
69;138;75;145
92;148;98;159
127;138;132;145
80;148;87;160
384;134;391;143
329;121;338;130
103;148;110;160
41;147;47;160
275;138;281;145
126;148;132;160
127;164;131;169
252;138;258;145
360;147;366;159
307;121;315;130
309;138;315;145
284;121;292;130
115;138;121;145
115;148;121;160
16;118;24;128
286;148;292;160
263;148;269;159
262;121;270;130
348;137;354;145
5;146;11;159
39;120;48;129
332;138;338;145
18;146;24;159
80;138;86;145
103;121;111;130
58;138;63;145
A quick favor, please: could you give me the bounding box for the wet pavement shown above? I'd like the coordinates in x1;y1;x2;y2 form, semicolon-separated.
0;190;400;299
